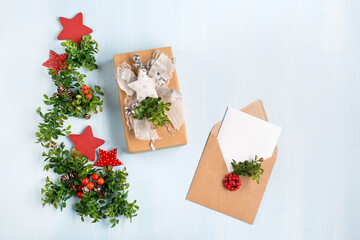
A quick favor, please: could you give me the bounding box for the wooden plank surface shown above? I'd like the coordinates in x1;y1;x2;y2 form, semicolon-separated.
1;0;360;239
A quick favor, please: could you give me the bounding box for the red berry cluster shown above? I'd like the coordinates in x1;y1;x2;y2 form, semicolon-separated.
223;173;241;191
77;173;105;198
81;85;93;100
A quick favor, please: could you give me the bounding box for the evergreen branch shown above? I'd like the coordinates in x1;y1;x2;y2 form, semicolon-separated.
231;155;264;184
133;97;171;129
38;34;138;226
61;35;99;71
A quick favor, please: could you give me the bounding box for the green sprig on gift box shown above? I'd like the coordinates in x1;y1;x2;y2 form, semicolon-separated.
132;97;171;129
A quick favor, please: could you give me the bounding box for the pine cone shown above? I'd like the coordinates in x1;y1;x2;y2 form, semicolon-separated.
93;183;102;192
82;186;90;194
69;170;79;180
52;93;59;99
68;182;77;191
67;89;74;99
84;113;91;120
98;190;105;199
60;173;69;183
57;85;66;95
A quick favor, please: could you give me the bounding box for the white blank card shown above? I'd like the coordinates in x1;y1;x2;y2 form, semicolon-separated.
217;107;282;173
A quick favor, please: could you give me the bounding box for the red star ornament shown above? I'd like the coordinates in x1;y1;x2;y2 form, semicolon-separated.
57;12;93;45
42;50;67;73
69;126;105;161
93;148;123;169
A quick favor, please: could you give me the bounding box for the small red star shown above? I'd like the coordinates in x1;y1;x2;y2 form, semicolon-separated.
93;148;123;169
69;126;105;161
42;50;67;73
57;12;93;45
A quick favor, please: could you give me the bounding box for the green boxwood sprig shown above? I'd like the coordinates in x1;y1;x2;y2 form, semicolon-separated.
35;107;70;148
61;35;98;71
36;85;104;147
41;147;138;227
41;177;73;211
72;85;104;117
37;34;138;226
41;147;139;226
36;35;104;148
42;144;92;175
231;155;264;184
132;97;171;128
75;168;139;226
49;68;86;89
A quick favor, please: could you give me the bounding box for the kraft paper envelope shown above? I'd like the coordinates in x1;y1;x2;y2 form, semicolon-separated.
186;99;278;224
113;47;187;153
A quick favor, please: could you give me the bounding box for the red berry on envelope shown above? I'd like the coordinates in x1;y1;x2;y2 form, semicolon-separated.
223;173;241;191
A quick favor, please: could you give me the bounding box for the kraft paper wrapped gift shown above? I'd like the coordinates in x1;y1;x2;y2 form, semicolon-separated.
186;100;278;224
113;47;187;153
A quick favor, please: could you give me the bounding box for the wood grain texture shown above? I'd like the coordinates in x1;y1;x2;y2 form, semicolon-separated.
0;0;360;239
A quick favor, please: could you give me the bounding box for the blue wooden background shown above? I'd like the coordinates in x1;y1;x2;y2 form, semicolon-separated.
1;0;359;239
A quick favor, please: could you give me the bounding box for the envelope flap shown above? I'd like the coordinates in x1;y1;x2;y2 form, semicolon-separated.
186;132;229;202
240;99;268;122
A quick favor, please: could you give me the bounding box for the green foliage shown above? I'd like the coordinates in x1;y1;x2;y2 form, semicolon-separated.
61;35;99;71
41;177;73;211
38;34;138;226
132;97;171;128
106;191;139;227
35;85;103;147
41;145;139;226
37;35;103;147
35;107;70;148
231;155;264;184
72;86;104;116
75;168;139;227
49;68;85;88
42;165;139;226
36;36;104;148
42;144;94;176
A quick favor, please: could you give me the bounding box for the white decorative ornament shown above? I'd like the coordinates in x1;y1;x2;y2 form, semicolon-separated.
128;70;158;101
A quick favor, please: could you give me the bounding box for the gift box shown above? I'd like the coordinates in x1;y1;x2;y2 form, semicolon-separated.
113;47;187;153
